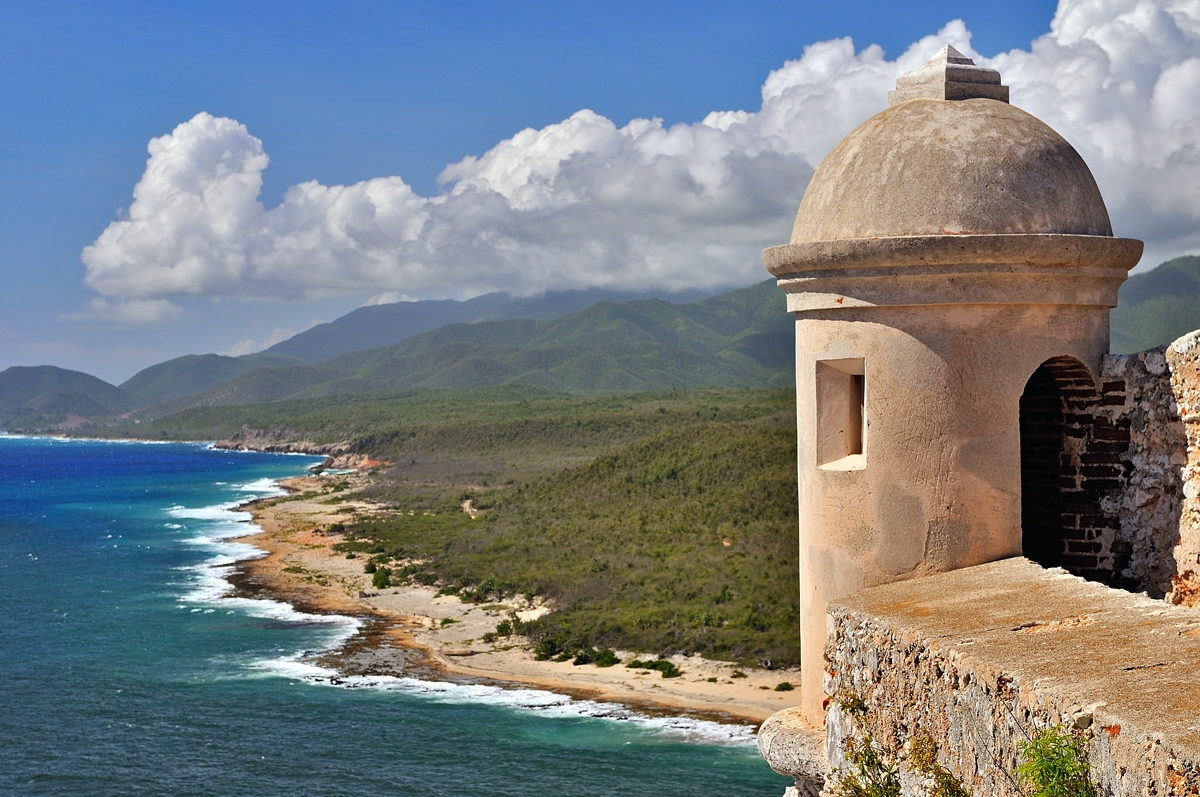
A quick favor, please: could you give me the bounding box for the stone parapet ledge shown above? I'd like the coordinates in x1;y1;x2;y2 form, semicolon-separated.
756;706;826;796
824;557;1200;796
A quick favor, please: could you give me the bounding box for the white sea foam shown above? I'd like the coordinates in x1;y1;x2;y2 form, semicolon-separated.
234;477;286;495
171;472;757;749
0;433;192;445
249;659;758;746
172;472;361;641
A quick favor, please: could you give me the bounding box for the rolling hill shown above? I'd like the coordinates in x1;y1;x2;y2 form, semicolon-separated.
0;365;132;429
151;280;793;409
119;351;307;405
265;286;714;362
1111;255;1200;353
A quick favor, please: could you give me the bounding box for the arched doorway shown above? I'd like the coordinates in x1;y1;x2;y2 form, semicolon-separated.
1019;357;1120;581
1019;365;1064;567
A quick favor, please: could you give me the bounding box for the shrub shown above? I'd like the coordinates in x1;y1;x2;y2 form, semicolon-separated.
627;659;682;678
593;648;619;667
372;567;391;589
1016;726;1094;797
833;734;901;797
413;572;438;586
731;670;747;679
572;647;599;665
533;638;560;661
910;734;971;797
774;681;794;692
363;561;377;574
481;632;497;644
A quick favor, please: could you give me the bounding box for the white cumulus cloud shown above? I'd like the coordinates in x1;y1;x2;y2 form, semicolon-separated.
218;325;308;357
80;0;1200;322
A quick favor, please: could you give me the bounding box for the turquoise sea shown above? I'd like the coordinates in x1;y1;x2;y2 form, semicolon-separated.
0;436;789;795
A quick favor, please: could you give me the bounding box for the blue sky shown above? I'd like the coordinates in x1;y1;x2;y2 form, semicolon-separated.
4;0;1197;383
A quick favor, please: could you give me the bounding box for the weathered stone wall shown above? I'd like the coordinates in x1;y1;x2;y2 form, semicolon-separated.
1162;333;1200;605
1095;346;1187;597
822;558;1200;797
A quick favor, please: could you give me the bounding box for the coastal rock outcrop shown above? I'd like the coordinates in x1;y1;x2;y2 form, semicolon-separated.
213;425;387;470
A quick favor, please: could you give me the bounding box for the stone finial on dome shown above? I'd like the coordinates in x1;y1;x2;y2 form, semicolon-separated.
887;44;1009;106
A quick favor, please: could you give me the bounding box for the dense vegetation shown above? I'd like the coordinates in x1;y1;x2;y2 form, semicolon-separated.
1110;255;1200;353
5;256;1200;434
226;386;802;666
118;351;306;405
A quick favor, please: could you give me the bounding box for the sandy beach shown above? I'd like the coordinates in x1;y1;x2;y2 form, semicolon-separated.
232;473;804;725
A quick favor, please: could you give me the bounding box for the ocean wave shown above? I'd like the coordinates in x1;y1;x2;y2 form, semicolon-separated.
170;503;251;521
202;444;324;459
0;433;181;445
249;655;758;746
172;484;361;661
169;474;758;750
233;477;287;495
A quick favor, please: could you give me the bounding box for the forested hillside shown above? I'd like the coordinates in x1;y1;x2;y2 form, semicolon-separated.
1111;255;1200;353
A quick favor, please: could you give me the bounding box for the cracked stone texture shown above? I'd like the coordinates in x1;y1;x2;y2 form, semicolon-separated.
825;557;1200;796
757;706;826;795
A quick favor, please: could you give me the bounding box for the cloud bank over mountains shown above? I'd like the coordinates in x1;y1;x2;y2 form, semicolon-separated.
81;0;1200;322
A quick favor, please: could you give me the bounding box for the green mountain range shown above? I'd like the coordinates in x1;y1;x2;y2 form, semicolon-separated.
0;280;791;431
146;280;793;409
1110;255;1200;354
0;365;132;429
119;351;307;405
266;286;713;362
4;255;1199;434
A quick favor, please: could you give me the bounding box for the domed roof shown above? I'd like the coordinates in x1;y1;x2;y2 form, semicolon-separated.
791;59;1113;243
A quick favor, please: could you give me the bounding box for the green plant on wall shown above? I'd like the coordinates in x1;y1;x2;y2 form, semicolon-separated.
909;734;971;797
1015;725;1095;797
833;733;902;797
829;693;900;797
829;693;971;797
828;694;1097;797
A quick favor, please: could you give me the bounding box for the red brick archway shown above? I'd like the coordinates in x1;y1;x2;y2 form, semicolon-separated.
1019;356;1129;583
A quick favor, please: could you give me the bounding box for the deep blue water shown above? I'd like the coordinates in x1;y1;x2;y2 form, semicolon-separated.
0;436;788;796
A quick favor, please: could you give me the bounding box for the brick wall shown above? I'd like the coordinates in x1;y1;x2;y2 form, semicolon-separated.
1015;342;1200;596
1020;356;1133;586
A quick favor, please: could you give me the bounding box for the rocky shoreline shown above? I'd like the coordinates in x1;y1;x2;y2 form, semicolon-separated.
231;472;804;725
211;426;387;470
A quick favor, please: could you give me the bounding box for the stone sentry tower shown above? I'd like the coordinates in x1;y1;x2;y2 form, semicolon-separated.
765;46;1143;723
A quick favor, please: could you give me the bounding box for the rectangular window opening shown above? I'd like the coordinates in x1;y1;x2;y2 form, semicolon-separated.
816;358;865;470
